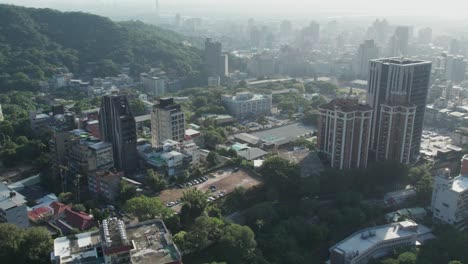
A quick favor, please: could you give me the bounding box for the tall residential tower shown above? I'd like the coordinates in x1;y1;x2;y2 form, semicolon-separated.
318;98;373;170
151;98;185;147
99;95;137;173
367;58;432;163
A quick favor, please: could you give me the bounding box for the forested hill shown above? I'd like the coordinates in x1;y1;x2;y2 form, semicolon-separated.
0;4;202;92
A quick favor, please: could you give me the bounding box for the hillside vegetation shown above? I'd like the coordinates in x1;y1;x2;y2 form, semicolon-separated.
0;4;201;92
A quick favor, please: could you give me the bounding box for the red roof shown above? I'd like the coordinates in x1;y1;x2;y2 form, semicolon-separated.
64;208;95;230
28;207;52;221
50;201;71;216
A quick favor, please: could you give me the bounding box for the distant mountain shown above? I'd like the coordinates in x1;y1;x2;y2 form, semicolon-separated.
0;4;201;92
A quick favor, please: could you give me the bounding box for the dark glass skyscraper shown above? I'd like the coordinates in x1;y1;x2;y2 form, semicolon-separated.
99;95;138;173
367;58;432;163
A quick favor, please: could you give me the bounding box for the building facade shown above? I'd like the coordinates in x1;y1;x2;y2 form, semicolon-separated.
354;40;379;79
431;155;468;229
367;58;432;163
151;98;186;147
222;92;272;119
318;98;373;170
204;38;228;78
99;95;138;173
88;170;122;201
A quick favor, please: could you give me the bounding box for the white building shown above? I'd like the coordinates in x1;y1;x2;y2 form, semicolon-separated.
329;220;432;264
431;155;468;229
151;98;185;147
141;74;166;96
0;183;29;228
222;92;272;119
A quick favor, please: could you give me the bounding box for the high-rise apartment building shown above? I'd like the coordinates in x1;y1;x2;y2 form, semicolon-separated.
204;38;228;78
354;40;379;79
389;26;410;56
99;95;138;173
445;55;466;82
151;98;185;147
431;155;468;230
367;58;432;163
418;27;432;44
317;98;373;170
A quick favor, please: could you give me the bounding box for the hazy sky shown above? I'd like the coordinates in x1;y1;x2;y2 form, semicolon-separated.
2;0;468;19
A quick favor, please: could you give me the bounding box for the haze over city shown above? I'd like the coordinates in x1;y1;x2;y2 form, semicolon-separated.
0;0;467;264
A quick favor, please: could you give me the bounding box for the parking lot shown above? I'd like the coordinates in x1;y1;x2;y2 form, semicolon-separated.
157;167;263;212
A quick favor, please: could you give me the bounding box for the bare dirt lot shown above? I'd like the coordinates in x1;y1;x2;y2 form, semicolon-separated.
157;167;263;212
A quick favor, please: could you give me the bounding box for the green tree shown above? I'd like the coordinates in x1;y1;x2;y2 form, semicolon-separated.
124;195;172;221
0;224;52;264
72;204;86;212
129;99;147;116
398;252;417;264
146;169;167;193
216;224;257;264
259;156;301;201
119;180;137;202
180;188;209;225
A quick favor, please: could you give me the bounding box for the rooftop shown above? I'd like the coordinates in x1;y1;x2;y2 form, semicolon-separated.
0;183;26;211
331;221;431;258
373;57;431;66
451;175;468;193
319;98;372;112
52;218;182;264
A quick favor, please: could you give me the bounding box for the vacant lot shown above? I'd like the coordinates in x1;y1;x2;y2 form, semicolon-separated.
157;167;263;212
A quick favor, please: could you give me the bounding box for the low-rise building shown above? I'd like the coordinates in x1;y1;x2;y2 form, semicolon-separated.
385;207;427;223
222;92;272;119
0;183;29;228
431;155;468;229
138;140;194;177
383;188;417;206
329;220;433;264
51;217;182;264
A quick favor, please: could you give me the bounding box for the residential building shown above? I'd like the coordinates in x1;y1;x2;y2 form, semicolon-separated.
329;220;433;264
389;26;410;56
204;38;228;78
0;183;29;228
88;170;123;201
138;139;193;177
151;98;185;147
317;98;373;170
354;40;379;79
222;92;272;119
99;95;138;173
431;155;468;229
445;55;466;82
141;74;166;97
367;58;432;163
51;218;183;264
418;27;432;44
68;130;114;176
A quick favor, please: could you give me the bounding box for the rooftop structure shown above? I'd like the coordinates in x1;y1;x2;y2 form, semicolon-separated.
330;220;432;264
431;155;468;229
222;92;272;119
51;218;182;264
0;182;29;228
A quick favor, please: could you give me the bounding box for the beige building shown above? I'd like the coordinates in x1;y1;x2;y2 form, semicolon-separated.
318;98;373;170
151;98;185;147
